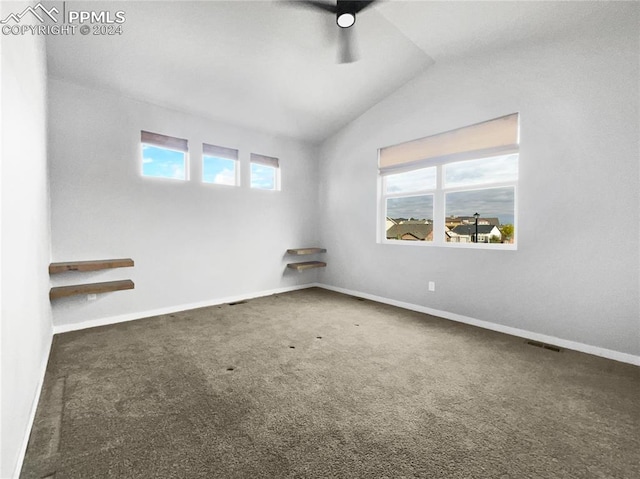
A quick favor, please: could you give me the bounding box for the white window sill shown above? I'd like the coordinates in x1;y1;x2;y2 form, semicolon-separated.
380;240;517;251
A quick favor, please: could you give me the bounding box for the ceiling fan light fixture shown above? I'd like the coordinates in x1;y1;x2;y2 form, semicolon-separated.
337;12;355;28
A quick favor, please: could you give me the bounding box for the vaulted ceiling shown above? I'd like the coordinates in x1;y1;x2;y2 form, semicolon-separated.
46;1;633;143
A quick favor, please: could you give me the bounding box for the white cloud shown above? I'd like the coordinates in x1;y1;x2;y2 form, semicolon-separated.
172;164;185;179
386;167;436;193
214;168;236;185
444;154;518;187
143;157;153;164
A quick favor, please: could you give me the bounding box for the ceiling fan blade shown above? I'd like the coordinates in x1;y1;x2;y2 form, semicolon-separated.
337;26;358;64
350;1;378;14
288;1;337;14
285;1;378;15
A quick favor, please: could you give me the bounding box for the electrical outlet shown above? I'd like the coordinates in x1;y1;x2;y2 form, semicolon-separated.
428;281;435;292
87;294;97;301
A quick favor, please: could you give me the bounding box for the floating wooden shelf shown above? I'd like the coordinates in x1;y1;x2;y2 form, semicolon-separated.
286;248;327;255
286;261;327;271
49;258;134;274
50;280;134;300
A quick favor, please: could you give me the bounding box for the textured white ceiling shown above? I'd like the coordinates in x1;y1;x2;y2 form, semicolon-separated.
376;1;635;61
46;1;636;143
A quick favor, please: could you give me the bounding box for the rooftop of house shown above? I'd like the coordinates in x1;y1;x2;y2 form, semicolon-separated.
387;223;434;240
446;216;501;226
450;224;500;236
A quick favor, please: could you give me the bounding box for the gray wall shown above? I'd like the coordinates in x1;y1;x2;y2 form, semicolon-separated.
48;79;320;328
0;8;53;477
317;23;639;356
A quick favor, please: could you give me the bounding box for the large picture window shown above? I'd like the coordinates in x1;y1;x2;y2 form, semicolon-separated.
379;114;519;248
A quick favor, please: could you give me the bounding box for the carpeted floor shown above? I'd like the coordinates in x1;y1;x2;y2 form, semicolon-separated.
21;288;640;478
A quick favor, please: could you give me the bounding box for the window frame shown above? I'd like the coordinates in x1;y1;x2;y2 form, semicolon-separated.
250;153;281;191
140;131;189;181
202;143;240;187
378;114;519;250
381;167;437;243
379;154;518;250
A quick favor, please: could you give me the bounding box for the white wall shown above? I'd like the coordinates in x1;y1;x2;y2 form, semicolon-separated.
0;5;53;476
318;19;639;357
48;79;320;328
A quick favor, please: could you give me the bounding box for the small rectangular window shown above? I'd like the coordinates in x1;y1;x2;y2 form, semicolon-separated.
141;131;188;180
202;143;239;186
250;153;280;190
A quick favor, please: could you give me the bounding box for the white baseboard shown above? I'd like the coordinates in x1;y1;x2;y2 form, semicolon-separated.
13;329;53;479
312;283;640;367
53;283;315;334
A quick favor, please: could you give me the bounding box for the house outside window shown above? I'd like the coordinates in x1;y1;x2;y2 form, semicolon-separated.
382;167;436;242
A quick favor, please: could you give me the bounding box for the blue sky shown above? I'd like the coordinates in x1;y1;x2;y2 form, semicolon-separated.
143;146;278;189
203;156;236;185
142;145;186;180
251;163;276;190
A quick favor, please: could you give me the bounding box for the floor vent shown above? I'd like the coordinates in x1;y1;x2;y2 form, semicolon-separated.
527;340;561;352
228;300;247;306
543;344;562;352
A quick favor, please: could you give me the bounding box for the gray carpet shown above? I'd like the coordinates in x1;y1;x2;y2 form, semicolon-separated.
21;288;640;478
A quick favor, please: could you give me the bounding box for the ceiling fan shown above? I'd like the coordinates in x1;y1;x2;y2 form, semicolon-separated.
285;0;380;63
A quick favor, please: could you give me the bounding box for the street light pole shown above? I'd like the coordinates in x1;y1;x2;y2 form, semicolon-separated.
473;212;479;243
